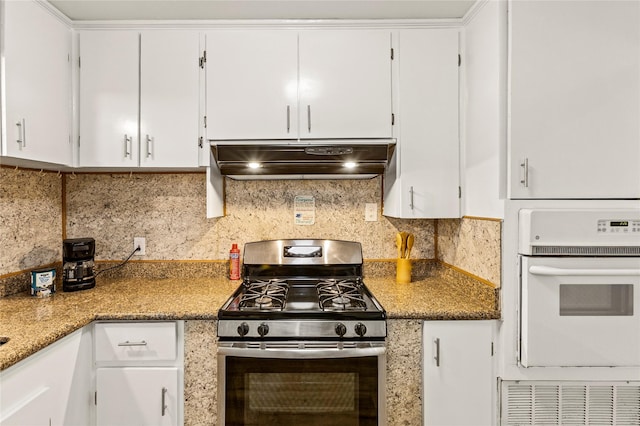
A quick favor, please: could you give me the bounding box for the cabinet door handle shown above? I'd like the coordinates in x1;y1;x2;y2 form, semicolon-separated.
161;387;168;416
117;340;147;346
409;186;415;210
124;134;132;158
146;134;153;158
520;158;529;188
307;105;311;133
286;105;291;133
16;119;25;147
434;338;440;367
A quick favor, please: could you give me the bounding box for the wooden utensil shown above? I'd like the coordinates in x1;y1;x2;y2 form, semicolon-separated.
406;233;414;259
396;232;403;259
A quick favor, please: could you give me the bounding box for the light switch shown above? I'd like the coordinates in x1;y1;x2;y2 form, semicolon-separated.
365;203;377;222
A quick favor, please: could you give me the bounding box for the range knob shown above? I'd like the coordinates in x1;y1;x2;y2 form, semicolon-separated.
257;322;269;337
354;322;367;337
335;323;347;337
237;322;249;337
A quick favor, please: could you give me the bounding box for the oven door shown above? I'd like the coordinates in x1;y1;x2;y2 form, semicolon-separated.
520;256;640;367
218;342;385;426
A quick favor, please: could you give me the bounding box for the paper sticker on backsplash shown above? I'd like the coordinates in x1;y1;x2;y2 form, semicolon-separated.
294;195;315;225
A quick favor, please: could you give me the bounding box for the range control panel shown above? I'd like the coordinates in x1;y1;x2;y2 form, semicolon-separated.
597;219;640;233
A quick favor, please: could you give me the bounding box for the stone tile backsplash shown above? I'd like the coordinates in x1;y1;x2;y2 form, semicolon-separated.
1;169;502;293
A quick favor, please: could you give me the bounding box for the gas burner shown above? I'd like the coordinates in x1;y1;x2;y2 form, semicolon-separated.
317;279;367;311
239;279;288;311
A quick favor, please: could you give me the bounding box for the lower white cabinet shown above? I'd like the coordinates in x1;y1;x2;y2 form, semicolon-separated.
93;321;183;426
423;320;496;426
96;367;179;426
0;328;92;426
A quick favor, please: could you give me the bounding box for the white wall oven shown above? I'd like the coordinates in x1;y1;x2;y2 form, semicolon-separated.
518;209;640;367
217;240;387;426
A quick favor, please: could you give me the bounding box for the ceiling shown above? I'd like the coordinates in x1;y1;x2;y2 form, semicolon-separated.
47;0;477;21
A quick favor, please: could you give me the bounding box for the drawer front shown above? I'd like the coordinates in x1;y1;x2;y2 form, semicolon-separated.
95;322;177;362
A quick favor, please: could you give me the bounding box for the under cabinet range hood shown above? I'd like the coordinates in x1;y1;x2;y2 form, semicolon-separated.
210;140;396;179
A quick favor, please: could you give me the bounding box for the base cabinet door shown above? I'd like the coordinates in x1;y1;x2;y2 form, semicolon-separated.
423;320;496;426
96;367;179;426
0;329;91;426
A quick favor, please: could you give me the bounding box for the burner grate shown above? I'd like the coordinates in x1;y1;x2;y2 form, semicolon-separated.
240;279;289;311
316;279;367;311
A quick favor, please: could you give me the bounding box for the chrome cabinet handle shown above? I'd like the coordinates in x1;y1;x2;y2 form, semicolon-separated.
409;186;415;210
146;134;153;158
520;158;529;188
161;387;168;416
286;105;291;133
434;338;440;367
307;105;311;133
16;119;25;147
117;340;147;346
124;134;133;158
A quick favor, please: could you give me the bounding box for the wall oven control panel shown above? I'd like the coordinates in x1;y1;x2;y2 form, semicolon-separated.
597;219;640;233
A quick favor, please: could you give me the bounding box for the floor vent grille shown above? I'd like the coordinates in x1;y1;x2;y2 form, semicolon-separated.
501;381;640;425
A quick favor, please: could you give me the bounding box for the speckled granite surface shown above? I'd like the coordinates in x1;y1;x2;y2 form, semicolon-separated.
0;265;498;426
437;217;502;286
0;167;62;276
0;265;498;371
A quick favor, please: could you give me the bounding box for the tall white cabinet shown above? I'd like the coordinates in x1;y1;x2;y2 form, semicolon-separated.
1;0;71;165
79;30;201;168
509;0;640;199
423;320;496;426
206;29;393;141
383;29;460;218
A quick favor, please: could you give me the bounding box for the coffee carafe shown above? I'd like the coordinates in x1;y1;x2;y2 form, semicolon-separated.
63;238;95;291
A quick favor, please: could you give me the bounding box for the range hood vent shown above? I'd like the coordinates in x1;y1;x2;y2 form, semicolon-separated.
210;141;396;179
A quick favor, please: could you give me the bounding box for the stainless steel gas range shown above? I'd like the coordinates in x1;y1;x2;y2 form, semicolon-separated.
217;239;387;426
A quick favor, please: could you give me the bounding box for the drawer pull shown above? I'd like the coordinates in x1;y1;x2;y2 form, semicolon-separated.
117;340;148;347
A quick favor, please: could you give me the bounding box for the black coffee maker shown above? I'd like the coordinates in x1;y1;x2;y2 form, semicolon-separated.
63;238;96;291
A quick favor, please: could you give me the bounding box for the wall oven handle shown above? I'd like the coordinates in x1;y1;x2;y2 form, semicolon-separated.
217;345;385;359
529;265;640;276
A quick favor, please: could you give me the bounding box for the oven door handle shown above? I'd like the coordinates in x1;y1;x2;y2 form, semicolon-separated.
529;265;640;276
217;345;386;359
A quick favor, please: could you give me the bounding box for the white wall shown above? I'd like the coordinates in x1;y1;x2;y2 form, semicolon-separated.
461;0;506;219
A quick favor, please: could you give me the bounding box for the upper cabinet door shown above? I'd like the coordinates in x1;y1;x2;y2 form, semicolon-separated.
140;31;200;168
79;31;139;167
299;30;393;139
383;29;460;219
206;31;299;140
3;0;71;165
509;0;640;199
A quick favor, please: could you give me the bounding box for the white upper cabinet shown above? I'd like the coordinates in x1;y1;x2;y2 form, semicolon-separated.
205;29;392;141
79;30;200;168
2;0;71;165
298;30;392;139
140;31;201;168
206;31;298;140
509;0;640;199
383;29;460;219
79;31;139;167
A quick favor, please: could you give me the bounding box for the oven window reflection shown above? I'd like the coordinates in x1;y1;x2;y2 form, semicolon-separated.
559;284;634;316
225;357;378;426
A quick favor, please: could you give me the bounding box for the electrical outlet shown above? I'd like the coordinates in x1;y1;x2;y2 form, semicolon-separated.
133;237;146;256
365;203;377;222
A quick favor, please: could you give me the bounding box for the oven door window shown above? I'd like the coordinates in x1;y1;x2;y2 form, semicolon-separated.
559;284;634;316
225;356;378;426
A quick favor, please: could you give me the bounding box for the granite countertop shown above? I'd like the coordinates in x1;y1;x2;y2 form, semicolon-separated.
0;271;499;371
